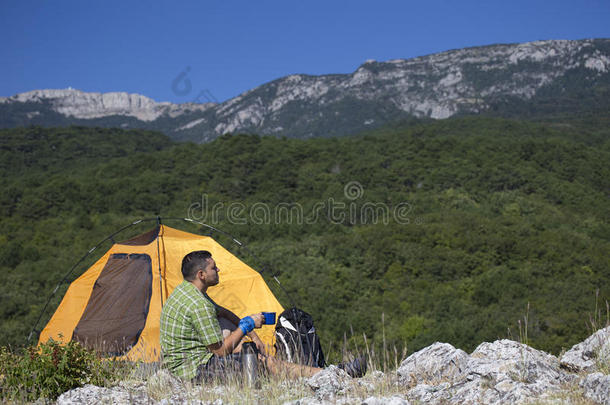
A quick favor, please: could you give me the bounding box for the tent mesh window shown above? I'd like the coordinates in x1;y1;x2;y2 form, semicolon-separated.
73;253;153;355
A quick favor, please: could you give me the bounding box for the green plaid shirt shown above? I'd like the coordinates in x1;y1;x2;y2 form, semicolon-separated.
160;281;223;380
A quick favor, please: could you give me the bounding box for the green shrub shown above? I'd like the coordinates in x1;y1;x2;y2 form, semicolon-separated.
0;340;120;401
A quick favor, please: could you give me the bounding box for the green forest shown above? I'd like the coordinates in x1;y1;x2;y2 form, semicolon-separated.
0;116;608;357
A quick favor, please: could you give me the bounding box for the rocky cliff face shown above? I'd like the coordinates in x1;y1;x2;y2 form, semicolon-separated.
0;89;214;121
2;39;609;142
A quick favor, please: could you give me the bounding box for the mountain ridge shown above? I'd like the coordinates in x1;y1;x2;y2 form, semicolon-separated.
2;38;609;142
0;88;215;121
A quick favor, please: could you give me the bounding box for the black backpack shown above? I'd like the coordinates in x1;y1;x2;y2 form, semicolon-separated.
274;308;325;368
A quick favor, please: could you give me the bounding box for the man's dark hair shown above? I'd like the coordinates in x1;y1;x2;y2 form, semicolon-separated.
181;250;212;281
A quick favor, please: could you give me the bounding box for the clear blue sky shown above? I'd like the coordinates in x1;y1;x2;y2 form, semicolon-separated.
2;0;609;103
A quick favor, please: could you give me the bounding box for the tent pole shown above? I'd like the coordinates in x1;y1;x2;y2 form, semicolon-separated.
156;217;165;307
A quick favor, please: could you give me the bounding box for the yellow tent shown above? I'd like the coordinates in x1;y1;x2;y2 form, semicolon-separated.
38;224;283;362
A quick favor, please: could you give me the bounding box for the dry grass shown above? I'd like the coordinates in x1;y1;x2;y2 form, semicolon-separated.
135;340;411;405
525;379;599;405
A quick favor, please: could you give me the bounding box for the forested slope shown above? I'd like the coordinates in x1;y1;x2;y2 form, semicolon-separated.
0;118;608;356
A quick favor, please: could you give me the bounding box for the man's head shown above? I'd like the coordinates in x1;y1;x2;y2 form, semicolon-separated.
181;250;220;287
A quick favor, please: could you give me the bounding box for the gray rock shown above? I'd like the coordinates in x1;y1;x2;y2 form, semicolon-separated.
158;397;210;405
338;398;365;405
306;365;353;399
282;397;323;405
561;326;610;372
580;372;610;405
455;340;569;404
406;382;452;403
362;395;409;405
284;398;358;405
397;342;470;386
469;339;567;386
400;340;571;405
55;384;152;404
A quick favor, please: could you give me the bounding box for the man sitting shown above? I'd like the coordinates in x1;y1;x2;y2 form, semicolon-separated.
160;250;323;381
160;250;365;381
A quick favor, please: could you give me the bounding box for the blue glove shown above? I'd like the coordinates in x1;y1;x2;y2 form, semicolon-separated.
238;316;255;334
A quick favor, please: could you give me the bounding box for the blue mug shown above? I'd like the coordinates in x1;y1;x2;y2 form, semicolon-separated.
262;312;276;325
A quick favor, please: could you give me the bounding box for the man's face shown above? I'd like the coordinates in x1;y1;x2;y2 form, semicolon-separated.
201;258;220;286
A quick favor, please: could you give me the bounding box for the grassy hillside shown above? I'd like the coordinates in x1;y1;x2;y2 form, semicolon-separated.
0;119;608;356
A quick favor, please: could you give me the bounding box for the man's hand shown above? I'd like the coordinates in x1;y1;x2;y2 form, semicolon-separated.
250;313;264;328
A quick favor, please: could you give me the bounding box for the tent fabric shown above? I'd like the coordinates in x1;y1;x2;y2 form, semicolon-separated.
39;225;284;362
119;226;161;246
73;253;153;355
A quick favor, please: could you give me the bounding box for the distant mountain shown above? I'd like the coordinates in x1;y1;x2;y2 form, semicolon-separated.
2;39;609;142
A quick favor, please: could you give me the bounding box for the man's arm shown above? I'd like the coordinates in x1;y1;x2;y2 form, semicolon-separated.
215;304;268;355
207;327;246;357
207;313;265;357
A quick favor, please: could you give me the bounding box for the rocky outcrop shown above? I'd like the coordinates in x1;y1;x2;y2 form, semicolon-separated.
306;365;352;399
55;383;151;404
362;396;409;405
1;89;214;121
397;342;470;386
53;325;610;404
581;372;610;405
54;326;610;404
398;339;575;404
561;326;610;372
